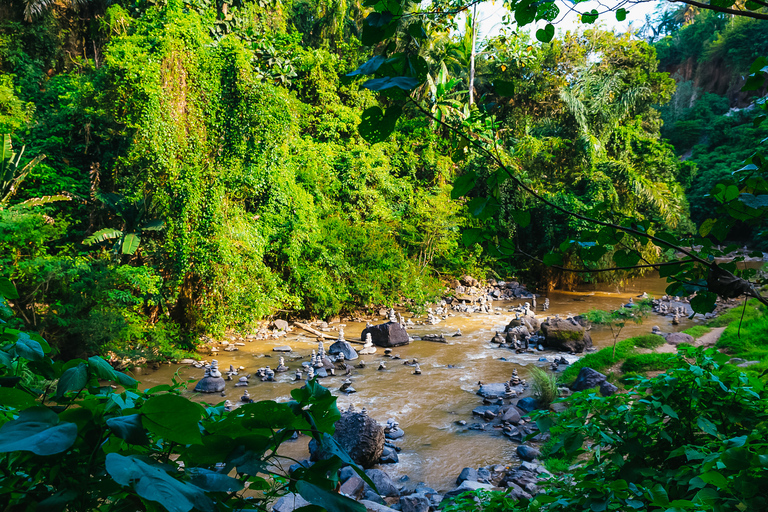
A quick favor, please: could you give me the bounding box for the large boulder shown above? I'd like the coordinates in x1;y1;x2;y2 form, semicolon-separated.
194;376;225;393
665;332;694;345
516;445;541;462
541;318;592;352
328;339;359;360
570;367;607;392
362;322;410;348
309;409;384;468
460;275;480;287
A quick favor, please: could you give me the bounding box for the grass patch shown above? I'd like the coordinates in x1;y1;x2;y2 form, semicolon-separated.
542;457;571;473
631;334;665;349
560;334;666;383
706;299;764;327
621;353;676;373
682;325;711;338
716;307;768;355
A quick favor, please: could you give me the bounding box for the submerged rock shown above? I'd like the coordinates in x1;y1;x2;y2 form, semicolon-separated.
328;339;359;360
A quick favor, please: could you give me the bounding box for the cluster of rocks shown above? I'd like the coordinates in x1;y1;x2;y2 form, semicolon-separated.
490;313;592;355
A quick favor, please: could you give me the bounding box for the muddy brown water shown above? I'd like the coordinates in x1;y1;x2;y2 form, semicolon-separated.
132;274;697;491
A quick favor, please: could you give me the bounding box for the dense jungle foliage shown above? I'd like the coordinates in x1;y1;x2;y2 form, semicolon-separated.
0;0;766;360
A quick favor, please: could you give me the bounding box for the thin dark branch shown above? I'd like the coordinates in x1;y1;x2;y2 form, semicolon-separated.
404;97;768;309
669;0;768;20
518;251;696;273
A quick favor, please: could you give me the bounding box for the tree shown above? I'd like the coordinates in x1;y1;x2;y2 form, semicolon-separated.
585;302;651;358
346;0;768;314
83;193;164;258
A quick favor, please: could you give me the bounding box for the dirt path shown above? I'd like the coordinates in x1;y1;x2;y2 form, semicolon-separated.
694;327;726;348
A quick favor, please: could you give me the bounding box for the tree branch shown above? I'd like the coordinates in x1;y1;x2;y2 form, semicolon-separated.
669;0;768;20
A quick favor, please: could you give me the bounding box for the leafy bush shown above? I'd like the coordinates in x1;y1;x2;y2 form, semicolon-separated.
446;348;768;511
0;279;370;512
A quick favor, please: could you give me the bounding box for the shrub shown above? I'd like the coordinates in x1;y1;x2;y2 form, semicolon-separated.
529;366;559;407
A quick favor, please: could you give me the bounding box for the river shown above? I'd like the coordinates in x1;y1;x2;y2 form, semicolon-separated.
131;273;696;491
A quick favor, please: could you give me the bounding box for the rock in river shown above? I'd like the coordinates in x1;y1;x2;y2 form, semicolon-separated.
309;408;384;468
362;321;410;348
541;317;593;353
328;339;359;360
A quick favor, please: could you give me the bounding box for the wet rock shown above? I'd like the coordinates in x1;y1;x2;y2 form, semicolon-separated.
364;469;400;497
380;445;399;464
328;339;359;360
401;494;431;512
541;318;593;353
516;397;540;413
288;459;313;474
422;334;447;343
472;405;501;417
506;316;540;333
570;367;608;392
273;345;292;352
477;383;508;399
362;322;410;348
194;361;226;393
665;332;694;345
501;406;522;424
340;475;365;498
272;493;311;512
460;275;479;287
309;409;384;468
456;467;478;485
359;500;399;512
516;444;541;462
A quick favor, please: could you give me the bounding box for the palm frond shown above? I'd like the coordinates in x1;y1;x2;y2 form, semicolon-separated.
83;228;123;245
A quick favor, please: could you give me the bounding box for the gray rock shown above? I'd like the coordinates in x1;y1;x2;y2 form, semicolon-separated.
472;405;501;417
194;376;225;393
570;367;608;392
359;499;400;512
504;482;533;501
516;445;541;462
477;467;491;483
364;469;400;497
456;467;478;485
380;445;399;464
273;345;292;352
737;360;760;367
665;332;694;345
477;383;507;399
401;494;431;512
444;480;494;499
501;406;521;424
385;428;405;440
541;318;593;353
272;493;310;512
309;409;384;468
599;381;618;396
363;491;386;505
273;319;290;331
362;322;410;348
328;339;359;360
340;475;365;498
339;466;356;483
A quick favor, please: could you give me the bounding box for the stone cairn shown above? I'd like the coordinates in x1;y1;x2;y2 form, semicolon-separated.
508;368;525;386
358;332;377;355
542;298;550;311
276;356;288;372
194;360;226;393
235;375;249;387
340;378;356;394
294;368;303;381
240;389;253;403
412;363;422;375
378;361;387;371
